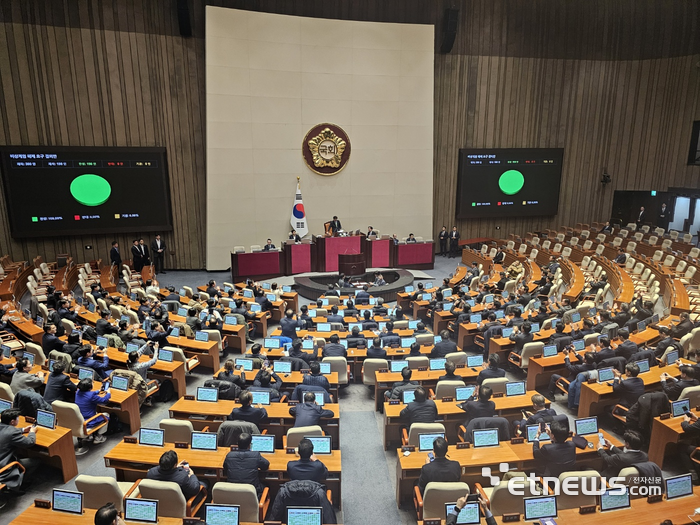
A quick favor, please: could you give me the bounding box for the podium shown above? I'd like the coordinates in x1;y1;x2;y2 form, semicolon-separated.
315;235;365;272
338;253;365;276
283;241;313;275
230;250;283;281
366;237;391;268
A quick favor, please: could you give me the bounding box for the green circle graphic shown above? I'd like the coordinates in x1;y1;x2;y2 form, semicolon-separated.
70;174;111;206
498;170;525;195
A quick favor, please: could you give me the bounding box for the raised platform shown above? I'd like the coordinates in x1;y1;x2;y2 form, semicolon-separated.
294;269;414;302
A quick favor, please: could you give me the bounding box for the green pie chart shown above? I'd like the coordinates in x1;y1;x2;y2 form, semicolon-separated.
498;169;525;195
70;174;111;206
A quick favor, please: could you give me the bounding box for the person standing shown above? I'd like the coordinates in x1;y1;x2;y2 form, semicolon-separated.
449;226;460;258
151;234;166;274
109;241;121;268
131;240;143;272
658;203;669;230
139;238;151;267
636;206;646;227
438;226;448;256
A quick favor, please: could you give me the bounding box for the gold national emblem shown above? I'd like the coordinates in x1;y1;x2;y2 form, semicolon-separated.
302;123;351;176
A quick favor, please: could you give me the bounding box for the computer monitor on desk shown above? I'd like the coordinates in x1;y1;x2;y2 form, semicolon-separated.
205;504;240;525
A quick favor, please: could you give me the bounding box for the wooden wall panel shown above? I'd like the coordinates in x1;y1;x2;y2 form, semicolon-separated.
0;0;698;268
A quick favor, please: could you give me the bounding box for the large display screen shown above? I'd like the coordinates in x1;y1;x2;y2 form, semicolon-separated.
456;148;564;219
0;146;172;237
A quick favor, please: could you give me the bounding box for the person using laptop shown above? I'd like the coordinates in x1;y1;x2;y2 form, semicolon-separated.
413;321;429;335
417;436;461;494
513;394;557;436
223;432;269;497
597;430;647;477
303;362;331;393
407;342;423;358
448;493;497;525
379;321;398;340
287;437;328;483
367;337;387;359
430;330;458;358
509;321;534;355
547;346;596;399
9;358;44;395
322;334;347;358
250;367;283;402
147;450;204;499
547;323;568;345
661;365;699;401
385;367;418;400
612;363;645;408
399;387;438;426
75;378;110;444
43;361;77;404
669;311;695;339
458;385;496;424
94;502;126;525
289;392;334;427
477;354;506;385
228;390;268;425
346;326;367;348
532;420;577;477
438;360;462;382
356;285;371;305
247;344;266;370
77;346;111;380
615;329;638;361
289;338;318;365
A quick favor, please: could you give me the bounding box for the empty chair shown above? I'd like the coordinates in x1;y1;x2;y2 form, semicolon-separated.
474;473;542;515
203;330;223;353
61;318;76;334
556;471;602;510
52;400;109;455
553;243;562;253
648;235;658;245
690;247;700;259
415;334;434;346
612;237;623;247
506;240;515;250
211;482;269;523
23;342;46;366
561;247;572;259
135;479;207;518
403;423;446;447
481;244;489;254
0;382;14;401
285;425;323;448
168;347;200;373
678;385;700;408
654;227;665;236
159;419;197;443
634;232;644;241
663;254;675;267
625;256;636;270
509;342;544;371
681;266;697;284
676;260;688;275
569;237;579;246
75;474;139;512
595;244;605;256
619;229;629;238
684;233;694;243
662;239;673;251
531;236;540;246
640;225;650;233
582;240;593;250
556;233;565;242
541;240;551;250
626;241;636;253
233;246;245;254
414;481;471;521
250;245;262;252
406;356;429;369
580;256;591;269
652;250;664;262
596;234;606;243
481;377;509;394
488;248;497;258
444;352;467;366
323;356;348;385
518;244;528;254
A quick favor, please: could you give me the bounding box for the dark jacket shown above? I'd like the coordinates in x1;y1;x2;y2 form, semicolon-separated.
458;399;496;422
280;317;303;339
322;343;347;358
287;458;328;483
417;457;462;493
290;403;335;427
223;449;269;496
509;332;533;354
229;405;268;426
430;340;458;359
399;399;438;425
597;446;648;477
612;377;645;407
367;346;387;359
533;440;577;477
615;340;639;361
43;372;77;404
477;367;506;385
269;480;336;524
563;354;596;380
146;465;202;499
662;377;699;401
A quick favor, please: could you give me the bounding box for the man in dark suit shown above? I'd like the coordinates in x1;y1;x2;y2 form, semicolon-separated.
326;306;343;324
366;226;377;237
262;239;276;251
289;230;302;242
95;310;119;337
355;285;370;305
288;338;318;365
532;420;577;477
289;392;335;427
417;436;461;493
651;326;675;358
146;450;204;499
615;329;638;361
477;354;506;384
591;337;616;363
399;387;438;426
109;241;121;268
439;360;463;381
223;432;269;496
449;226;460;258
329;216;342;235
139;238;150;267
0;408;38;491
614;249;627;265
430;330;457;358
438;226;448;256
280;310;303;339
458;385;496;423
509;321;533;354
514;394;557;435
636;206;646;227
611;303;631;327
151;234;166;274
131;240;143;272
600;221;614;234
548;347;596;398
658;203;670;230
322;334;347;358
597;430;648;477
287;438;328;483
448;494;498;525
367;337;387;359
670;312;694;339
661;365;699;400
612;363;645;407
229;390;268;425
385;367;419;400
493;247;505;264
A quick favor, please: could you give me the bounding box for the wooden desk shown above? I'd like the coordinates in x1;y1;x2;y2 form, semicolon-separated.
104;441;343;506
10;505;196;524
3;300;44;344
213;366;340;400
383;392;545;450
396;429;620;506
222;322;247;353
168;398;340;448
648;414;687;468
166;335;219;371
105;348;187;399
0;269;18;300
17;416;78;484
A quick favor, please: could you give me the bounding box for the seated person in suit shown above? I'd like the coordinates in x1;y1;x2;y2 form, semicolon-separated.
372;271;386;287
217;359;248;387
250;367;283;402
408;342;423;358
185;307;202;332
571;318;595;340
223;432;269;497
77;345;111;380
493;247;505;264
661;365;699;401
591;337;616;363
324;284;340;298
325;305;343;324
299;305;314;330
289;338;318;364
670;312;695;339
651;326;675;358
372;297;388;316
205;280;222;298
228;390;268;425
385;367;419;400
147;450;205;499
262;239;276;251
413;322;429;335
506;308;525;327
528;305;550;325
10;357;44;395
548;346;596;398
344;299;358;317
438;360;462;382
95;310;119;337
42;323;66;354
509;321;534;355
409;282;425;302
548;323;569;344
287;437;328;483
75;378;111;444
458;385;495;424
289;391;335;427
417;436;461;494
430;330;458;358
346;326;367;348
322;334;347;358
597;430;648;477
399;386;438;425
514;394;556;436
0;408;39;491
366;226;377;237
356;285;370;305
367;337;387;359
532;419;577;478
289;229;302;242
614;248;627;265
615;329;638;361
361;309;378;330
477;354;506;385
380;321;398;340
43;361;77;404
302;361;331;392
406;233;417;243
279;309;303;340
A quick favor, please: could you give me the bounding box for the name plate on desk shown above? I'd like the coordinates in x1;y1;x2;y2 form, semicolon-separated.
510;437;524;444
34;499;51;509
184;395;195;400
378;368;389;373
424;520;441;525
389;400;401;405
418;367;428;371
123;436;137;444
493;392;504;398
456;442;470;449
455;364;466;368
117;347;126;352
25;416;36;424
579;505;596;514
229;445;239;451
502;513;520;522
401;445;415;453
286;447;296;454
659;412;671;420
287;400;299;406
647;494;663;503
442;397;454;402
587;377;597;384
70;373;78;379
183;519;203;525
175;442;189;449
264;521;283;525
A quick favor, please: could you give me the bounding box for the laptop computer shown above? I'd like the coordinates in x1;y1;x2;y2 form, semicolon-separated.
287;507;322;525
542;345;558;357
196;386;219;402
36;409;56;429
418;432;445;451
283;285;292;293
305;435;332;454
191;431;218;451
402;389;417;404
429;358;446;371
530;323;540;333
666;348;679;365
305;392;325;406
472;428;500;448
523;495;557;521
316;323;331;332
96;336;108;348
274;361;292;374
224;315;238;325
205;504;240;525
242;289;253;298
408;320;419;330
24;353;35;367
401;337;416;348
597;367;615;383
302;339;314;349
572;339;585;351
250;434;275;454
126;342;140;354
467;355;483;368
525;424;550;443
251;391;271;405
666;473;694;500
195;331;209;342
177;307;188;316
235;358;254;371
124;498;159;523
599;488;631;512
0;398;12;412
36;315;44;329
633;359;650;374
158;348;173;362
444;502;480;524
672;399;690;417
111;375;130;391
455;386;476;402
574;416;599;436
319;362;332;374
77;367;94;380
390;360;409;373
421;293;432;301
494;310;505;320
469;314;482;324
138;428;165;446
264;338;281;349
505;381;526;397
249;303;261;313
404;285;414;293
52;489;83;515
483;295;494;304
571;312;581;323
